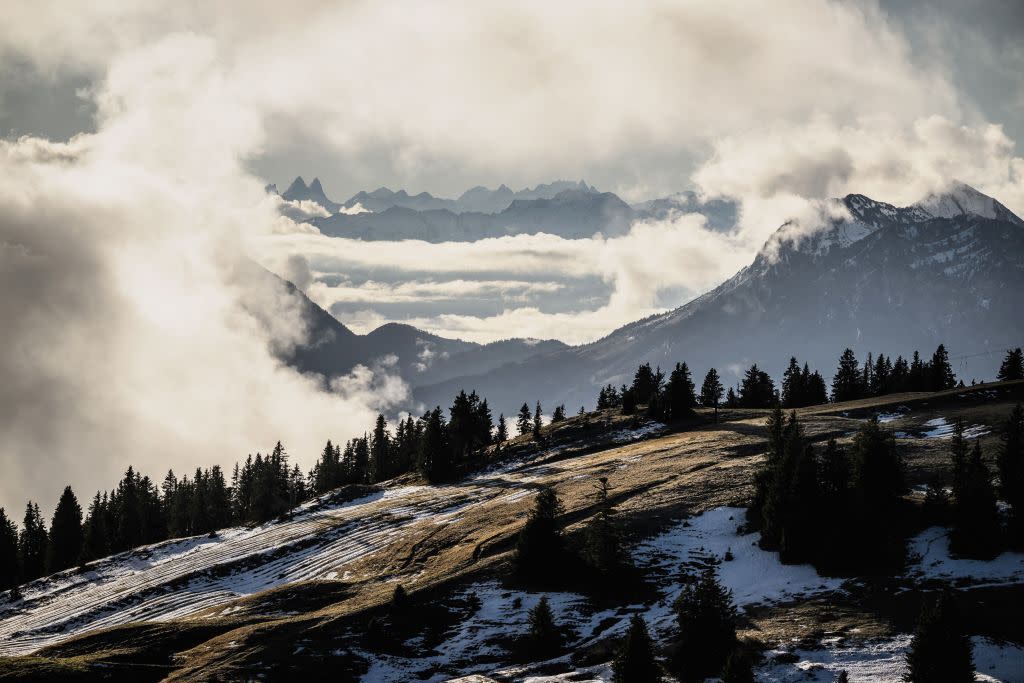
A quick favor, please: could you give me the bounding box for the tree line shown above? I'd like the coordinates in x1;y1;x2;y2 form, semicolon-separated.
596;346;1023;418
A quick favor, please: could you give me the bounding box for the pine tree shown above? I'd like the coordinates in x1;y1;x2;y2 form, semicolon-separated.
725;386;738;408
950;439;1000;559
417;407;451;482
671;567;738;681
929;344;956;391
80;492;110;563
781;357;803;408
46;486;83;573
700;368;724;417
612;614;659;683
998;348;1024;382
998;403;1024;546
831;349;862;402
738;364;776;408
515;486;564;581
0;508;20;591
524;596;562;658
759;412;821;562
496;413;508;443
551;404;566;423
369;414;391;482
721;650;755;683
533;401;543;439
904;593;974;683
18;502;47;581
850;417;906;570
630;363;663;405
517;402;533;436
664;362;697;420
582;477;629;578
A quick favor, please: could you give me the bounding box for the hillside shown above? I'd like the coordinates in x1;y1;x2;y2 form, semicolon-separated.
2;382;1022;681
415;184;1024;418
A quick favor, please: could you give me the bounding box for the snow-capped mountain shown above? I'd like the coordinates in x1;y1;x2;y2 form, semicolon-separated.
415;184;1024;416
340;179;599;215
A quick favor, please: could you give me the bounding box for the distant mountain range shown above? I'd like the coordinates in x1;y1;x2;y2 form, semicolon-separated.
267;177;739;241
412;183;1024;416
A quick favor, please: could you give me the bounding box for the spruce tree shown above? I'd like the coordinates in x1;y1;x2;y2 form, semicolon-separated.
738;364;776;408
630;363;663;405
369;414;391;482
664;362;697;420
725;386;738;408
533;401;543;439
950;439;1000;559
904;593;974;683
551;404;566;423
496;413;508;443
671;567;738;681
997;348;1024;382
80;492;110;563
0;508;20;591
515;486;564;580
721;650;755;683
929;344;956;391
850;417;906;570
831;348;862;402
612;614;659;683
524;595;562;658
18;502;47;581
517;402;533;436
998;403;1024;546
700;368;724;418
582;477;629;578
417;407;451;482
46;486;83;573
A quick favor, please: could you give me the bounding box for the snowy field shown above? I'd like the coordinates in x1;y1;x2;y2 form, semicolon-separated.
363;507;1024;682
0;423;664;657
893;416;990;440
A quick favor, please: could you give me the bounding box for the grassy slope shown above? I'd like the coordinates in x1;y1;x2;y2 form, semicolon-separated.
3;381;1022;681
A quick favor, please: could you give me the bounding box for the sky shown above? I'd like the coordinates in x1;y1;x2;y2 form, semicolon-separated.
0;0;1023;511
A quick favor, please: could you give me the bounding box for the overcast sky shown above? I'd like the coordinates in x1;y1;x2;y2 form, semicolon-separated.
1;0;1023;511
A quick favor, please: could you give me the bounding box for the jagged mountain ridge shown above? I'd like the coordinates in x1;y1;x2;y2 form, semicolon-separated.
414;184;1024;417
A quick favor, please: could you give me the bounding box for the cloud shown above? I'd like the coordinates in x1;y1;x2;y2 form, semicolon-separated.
0;37;406;512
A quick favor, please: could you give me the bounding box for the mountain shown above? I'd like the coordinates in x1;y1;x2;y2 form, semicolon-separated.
339;179;599;215
280;176;341;213
315;188;635;241
631;190;739;231
414;184;1024;416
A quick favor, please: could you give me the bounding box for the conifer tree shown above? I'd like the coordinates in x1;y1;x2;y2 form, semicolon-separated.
929;344;956;391
582;477;629;578
0;508;20;591
533;401;543;439
80;492;110;563
700;368;724;417
738;364;776;408
850;416;906;570
18;502;47;581
664;362;697;420
551;404;566;423
496;413;508;443
630;363;663;405
998;348;1024;382
524;595;563;658
909;350;927;391
622;387;638;415
998;403;1024;546
748;406;786;529
831;349;862;402
781;357;803;408
950;439;1000;559
515;486;564;581
904;593;974;683
725;386;738;408
46;486;83;573
369;414;391;482
721;650;755;683
517;402;533;436
671;567;738;681
612;614;659;683
417;407;451;482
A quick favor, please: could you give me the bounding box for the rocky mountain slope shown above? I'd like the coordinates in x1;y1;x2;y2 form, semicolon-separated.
415;184;1024;417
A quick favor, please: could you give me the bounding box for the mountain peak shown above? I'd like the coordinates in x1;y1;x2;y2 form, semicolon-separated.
284;176;308;195
913;180;1023;225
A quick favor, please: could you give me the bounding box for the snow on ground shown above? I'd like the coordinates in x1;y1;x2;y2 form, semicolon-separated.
757;635;1023;683
0;453;571;656
895;416;990;439
907;526;1024;586
876;407;911;423
609;421;666;444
